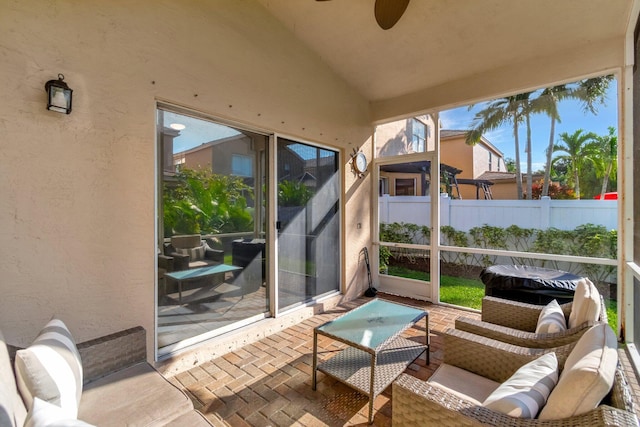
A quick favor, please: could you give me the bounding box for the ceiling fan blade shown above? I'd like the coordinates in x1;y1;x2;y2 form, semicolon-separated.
374;0;410;30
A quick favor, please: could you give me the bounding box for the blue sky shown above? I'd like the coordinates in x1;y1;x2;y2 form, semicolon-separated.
440;80;618;172
163;111;241;153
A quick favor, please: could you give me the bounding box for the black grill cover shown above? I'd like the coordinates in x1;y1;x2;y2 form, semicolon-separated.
480;265;584;304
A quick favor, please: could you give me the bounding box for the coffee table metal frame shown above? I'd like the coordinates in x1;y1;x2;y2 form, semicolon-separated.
312;299;429;424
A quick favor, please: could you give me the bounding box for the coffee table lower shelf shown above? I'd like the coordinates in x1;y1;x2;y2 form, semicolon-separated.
317;336;426;417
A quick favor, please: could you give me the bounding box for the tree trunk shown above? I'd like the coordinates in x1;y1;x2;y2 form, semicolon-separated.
599;162;613;199
526;113;533;199
542;116;556;197
513;117;523;200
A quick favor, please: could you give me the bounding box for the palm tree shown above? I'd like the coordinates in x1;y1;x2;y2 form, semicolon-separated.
553;129;598;199
590;127;618;199
535;85;568;197
574;75;614;114
537;76;613;198
466;93;533;199
522;93;535;199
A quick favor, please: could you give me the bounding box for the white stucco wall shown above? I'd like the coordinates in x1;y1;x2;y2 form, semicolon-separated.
0;0;373;356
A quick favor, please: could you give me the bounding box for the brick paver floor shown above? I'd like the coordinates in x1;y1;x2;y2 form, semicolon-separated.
169;293;640;426
169;294;480;426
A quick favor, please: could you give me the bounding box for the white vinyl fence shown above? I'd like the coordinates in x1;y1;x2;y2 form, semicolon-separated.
379;194;617;232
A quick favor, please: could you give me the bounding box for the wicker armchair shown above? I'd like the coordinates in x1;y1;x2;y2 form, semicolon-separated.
455;295;607;348
392;328;638;426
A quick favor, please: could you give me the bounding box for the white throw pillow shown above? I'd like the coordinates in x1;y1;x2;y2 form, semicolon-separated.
483;352;558;418
0;329;26;427
24;398;95;427
568;278;601;329
14;319;83;418
535;300;567;334
538;323;618;420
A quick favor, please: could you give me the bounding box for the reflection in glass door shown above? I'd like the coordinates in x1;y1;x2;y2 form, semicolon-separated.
156;107;269;354
276;138;340;312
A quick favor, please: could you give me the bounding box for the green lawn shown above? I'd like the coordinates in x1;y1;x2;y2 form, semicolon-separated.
387;265;618;330
387;265;484;309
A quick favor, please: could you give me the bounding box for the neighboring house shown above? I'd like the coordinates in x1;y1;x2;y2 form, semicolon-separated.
440;130;508;199
172;134;335;190
377;123;510;199
376;115;436;158
377;115;436;196
171;133;256;177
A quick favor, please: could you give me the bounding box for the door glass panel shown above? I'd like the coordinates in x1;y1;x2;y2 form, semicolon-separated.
277;138;340;311
157;107;269;353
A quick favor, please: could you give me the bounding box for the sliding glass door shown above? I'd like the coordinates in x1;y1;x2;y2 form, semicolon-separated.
156;107;342;354
157;106;269;354
276;138;340;312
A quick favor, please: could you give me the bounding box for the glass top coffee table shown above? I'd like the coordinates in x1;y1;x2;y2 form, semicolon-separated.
312;299;429;424
164;264;241;304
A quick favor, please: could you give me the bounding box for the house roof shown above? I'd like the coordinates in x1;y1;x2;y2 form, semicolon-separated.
476;171;546;182
477;171;517;181
440;130;468;139
441;129;504;156
255;1;632;121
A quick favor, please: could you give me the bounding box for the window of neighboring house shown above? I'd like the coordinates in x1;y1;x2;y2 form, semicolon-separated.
395;178;416;195
497;157;501;172
488;151;492;171
411;119;427;152
232;154;253;177
379;177;389;196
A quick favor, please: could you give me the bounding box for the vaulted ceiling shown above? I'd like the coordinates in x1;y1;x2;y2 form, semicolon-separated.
257;0;634;121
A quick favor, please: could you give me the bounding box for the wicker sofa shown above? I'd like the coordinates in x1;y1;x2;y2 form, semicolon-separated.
392;326;638;426
1;324;211;427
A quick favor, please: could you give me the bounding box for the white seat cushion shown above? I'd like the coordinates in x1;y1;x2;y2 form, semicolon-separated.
24;398;95;427
14;319;83;418
568;278;601;329
535;300;567;334
483;352;558;418
78;363;196;426
427;364;500;405
538;323;618;420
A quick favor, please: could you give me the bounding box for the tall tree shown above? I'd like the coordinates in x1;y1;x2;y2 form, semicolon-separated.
553;129;597;199
522;93;534;199
590;126;618;199
466;93;532;199
535;85;568;197
537;76;613;198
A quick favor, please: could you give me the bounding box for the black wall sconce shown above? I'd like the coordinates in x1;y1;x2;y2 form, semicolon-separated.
45;73;73;114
